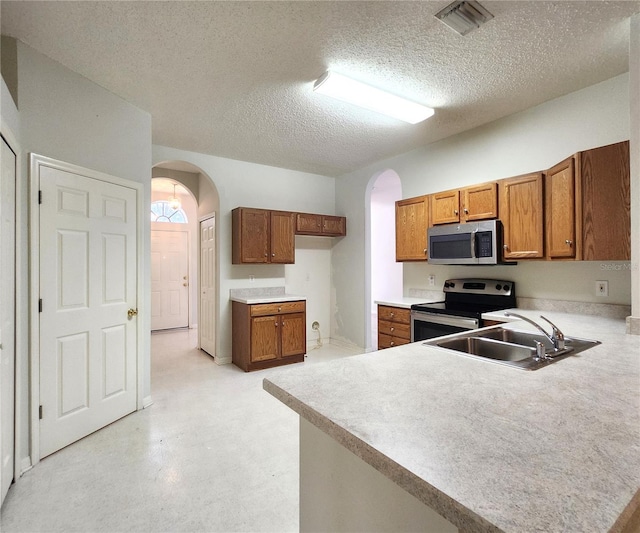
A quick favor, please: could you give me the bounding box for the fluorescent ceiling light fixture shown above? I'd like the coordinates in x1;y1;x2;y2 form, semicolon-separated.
435;0;494;36
313;71;434;124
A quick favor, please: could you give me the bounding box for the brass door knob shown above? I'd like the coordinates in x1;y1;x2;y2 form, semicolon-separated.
127;308;138;319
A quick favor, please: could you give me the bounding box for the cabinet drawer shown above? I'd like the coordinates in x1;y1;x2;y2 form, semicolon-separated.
250;301;305;317
378;320;410;340
378;333;410;349
378;305;410;324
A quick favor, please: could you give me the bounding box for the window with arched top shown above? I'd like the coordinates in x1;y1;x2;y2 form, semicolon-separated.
151;201;188;223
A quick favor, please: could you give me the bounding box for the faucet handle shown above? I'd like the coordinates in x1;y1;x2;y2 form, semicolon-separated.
539;315;565;349
533;340;546;360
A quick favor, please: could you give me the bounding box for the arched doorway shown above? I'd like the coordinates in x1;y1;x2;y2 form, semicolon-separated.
150;178;196;331
365;170;403;351
152;161;220;359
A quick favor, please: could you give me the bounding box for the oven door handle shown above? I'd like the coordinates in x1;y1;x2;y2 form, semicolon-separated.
411;311;479;329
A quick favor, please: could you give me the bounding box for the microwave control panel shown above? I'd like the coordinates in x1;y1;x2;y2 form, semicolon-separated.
476;231;493;258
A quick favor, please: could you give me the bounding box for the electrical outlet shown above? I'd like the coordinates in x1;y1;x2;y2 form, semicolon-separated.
428;274;436;287
596;280;608;297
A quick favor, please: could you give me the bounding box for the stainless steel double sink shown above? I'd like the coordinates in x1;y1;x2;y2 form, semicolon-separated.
424;326;600;370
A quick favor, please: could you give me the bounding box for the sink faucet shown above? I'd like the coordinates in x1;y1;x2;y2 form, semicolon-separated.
503;312;566;357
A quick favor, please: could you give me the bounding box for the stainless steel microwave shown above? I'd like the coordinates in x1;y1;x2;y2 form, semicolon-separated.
427;220;505;265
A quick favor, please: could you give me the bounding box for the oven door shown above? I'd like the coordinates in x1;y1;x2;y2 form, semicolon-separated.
411;311;479;342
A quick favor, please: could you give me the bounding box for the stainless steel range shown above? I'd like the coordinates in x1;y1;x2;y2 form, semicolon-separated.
411;278;516;342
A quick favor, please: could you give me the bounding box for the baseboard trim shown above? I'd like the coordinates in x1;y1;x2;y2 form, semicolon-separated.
329;338;362;351
626;316;640;335
20;457;32;476
143;395;154;408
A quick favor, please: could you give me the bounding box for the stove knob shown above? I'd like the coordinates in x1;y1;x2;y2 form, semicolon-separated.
444;282;451;288
449;282;455;288
503;285;510;292
495;284;502;291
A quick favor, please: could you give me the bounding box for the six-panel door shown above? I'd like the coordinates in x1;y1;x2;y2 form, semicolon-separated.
39;164;138;458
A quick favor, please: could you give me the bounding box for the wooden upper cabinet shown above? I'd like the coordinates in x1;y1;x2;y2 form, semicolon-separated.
232;207;269;263
270;210;296;263
544;141;630;261
545;156;578;259
232;207;295;264
296;213;323;234
580;141;630;261
431;190;460;225
395;195;429;261
295;213;346;236
322;215;346;236
431;183;497;225
499;173;545;259
463;182;498;221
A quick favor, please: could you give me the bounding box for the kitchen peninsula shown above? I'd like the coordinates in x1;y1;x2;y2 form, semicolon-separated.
264;310;640;532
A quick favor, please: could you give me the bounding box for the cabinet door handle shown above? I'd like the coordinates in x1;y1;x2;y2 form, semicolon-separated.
423;248;427;254
565;239;573;246
454;209;459;215
390;312;394;318
272;253;275;257
275;322;279;327
278;306;282;312
464;208;469;214
503;244;509;250
390;327;395;332
390;341;395;346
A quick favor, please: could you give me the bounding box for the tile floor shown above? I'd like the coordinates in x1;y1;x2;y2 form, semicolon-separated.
0;329;362;532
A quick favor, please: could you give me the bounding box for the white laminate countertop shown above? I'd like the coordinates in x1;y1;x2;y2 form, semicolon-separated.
264;311;640;532
230;294;306;304
374;297;443;309
229;286;306;304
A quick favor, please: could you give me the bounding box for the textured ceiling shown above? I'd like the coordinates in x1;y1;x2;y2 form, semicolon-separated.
2;1;639;177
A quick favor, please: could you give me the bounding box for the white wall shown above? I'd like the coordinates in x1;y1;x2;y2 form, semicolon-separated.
9;41;152;470
152;144;337;360
370;171;403;310
335;73;633;348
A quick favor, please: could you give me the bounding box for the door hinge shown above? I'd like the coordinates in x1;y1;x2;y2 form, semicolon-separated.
39;405;43;420
38;190;42;204
39;299;42;312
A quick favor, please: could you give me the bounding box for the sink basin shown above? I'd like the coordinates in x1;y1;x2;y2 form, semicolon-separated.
436;336;536;362
424;326;600;370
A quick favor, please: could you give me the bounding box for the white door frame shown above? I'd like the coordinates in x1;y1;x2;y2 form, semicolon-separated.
0;121;21;492
29;154;145;466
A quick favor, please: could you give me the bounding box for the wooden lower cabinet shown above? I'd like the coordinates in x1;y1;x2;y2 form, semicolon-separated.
377;305;411;349
232;300;306;371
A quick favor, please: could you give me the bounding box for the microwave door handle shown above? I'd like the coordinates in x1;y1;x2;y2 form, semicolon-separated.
470;229;478;258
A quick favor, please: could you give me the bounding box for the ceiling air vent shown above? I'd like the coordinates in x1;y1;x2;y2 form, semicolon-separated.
435;0;494;35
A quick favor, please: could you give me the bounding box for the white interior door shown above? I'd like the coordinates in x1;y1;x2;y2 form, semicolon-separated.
39;164;138;459
1;135;16;504
200;217;215;356
151;230;189;330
